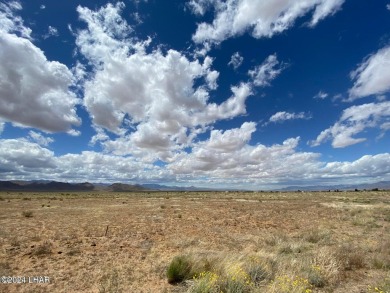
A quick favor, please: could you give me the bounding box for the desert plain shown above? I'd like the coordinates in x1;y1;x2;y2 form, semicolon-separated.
0;191;389;293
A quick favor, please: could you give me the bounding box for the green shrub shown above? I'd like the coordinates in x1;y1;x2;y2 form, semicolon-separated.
167;255;193;284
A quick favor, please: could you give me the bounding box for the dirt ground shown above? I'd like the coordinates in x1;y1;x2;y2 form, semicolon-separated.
0;191;389;293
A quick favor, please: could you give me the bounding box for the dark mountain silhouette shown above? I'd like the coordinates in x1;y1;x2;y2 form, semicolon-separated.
0;180;389;192
107;183;148;192
0;181;95;191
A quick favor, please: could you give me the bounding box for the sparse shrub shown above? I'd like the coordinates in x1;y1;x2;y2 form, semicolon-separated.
0;196;4;201
189;271;220;293
99;269;121;293
245;257;271;285
264;233;287;247
307;266;326;288
310;248;341;285
336;244;366;270
302;229;331;244
372;257;390;270
167;255;193;284
190;265;254;293
22;211;33;218
268;275;313;293
171;253;275;292
219;265;253;293
372;239;390;270
278;244;294;254
33;241;52;256
278;242;307;255
368;277;390;293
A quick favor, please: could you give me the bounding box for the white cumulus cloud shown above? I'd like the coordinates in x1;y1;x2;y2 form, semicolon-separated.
349;46;390;100
310;101;390;148
169;122;319;181
0;138;172;183
1;136;390;188
0;1;31;38
28;131;54;146
0;139;56;176
0;2;81;133
76;3;254;162
191;0;345;45
323;153;390;178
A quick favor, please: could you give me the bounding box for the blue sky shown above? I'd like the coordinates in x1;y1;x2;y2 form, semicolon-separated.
1;0;390;189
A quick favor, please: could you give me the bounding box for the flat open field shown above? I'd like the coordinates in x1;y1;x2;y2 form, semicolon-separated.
0;191;389;293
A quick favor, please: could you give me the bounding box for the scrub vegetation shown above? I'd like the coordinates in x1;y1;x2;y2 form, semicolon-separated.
0;190;389;292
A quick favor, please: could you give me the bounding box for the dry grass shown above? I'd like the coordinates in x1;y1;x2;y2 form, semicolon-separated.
0;191;389;292
21;210;33;218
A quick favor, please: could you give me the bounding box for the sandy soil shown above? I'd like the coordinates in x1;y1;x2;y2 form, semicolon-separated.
0;191;389;292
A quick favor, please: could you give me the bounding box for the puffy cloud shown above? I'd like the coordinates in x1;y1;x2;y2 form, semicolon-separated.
89;127;109;146
28;131;54;146
313;90;329;99
269;111;311;123
169;122;322;183
228;51;243;69
57;151;170;182
349;46;390;100
203;122;256;152
1;137;390;188
0;1;31;38
75;2;134;66
387;4;390;10
187;0;215;16
0;2;81;133
310;101;390;148
191;0;345;45
101;82;253;162
0;139;56;176
76;3;253;161
323;153;390;178
248;54;285;87
0;138;172;183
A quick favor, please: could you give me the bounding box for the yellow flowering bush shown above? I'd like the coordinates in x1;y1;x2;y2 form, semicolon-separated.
269;275;313;293
191;271;220;293
367;278;390;293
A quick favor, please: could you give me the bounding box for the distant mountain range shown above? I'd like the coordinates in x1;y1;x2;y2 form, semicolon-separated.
0;180;389;192
0;181;96;191
279;181;390;191
0;180;214;192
